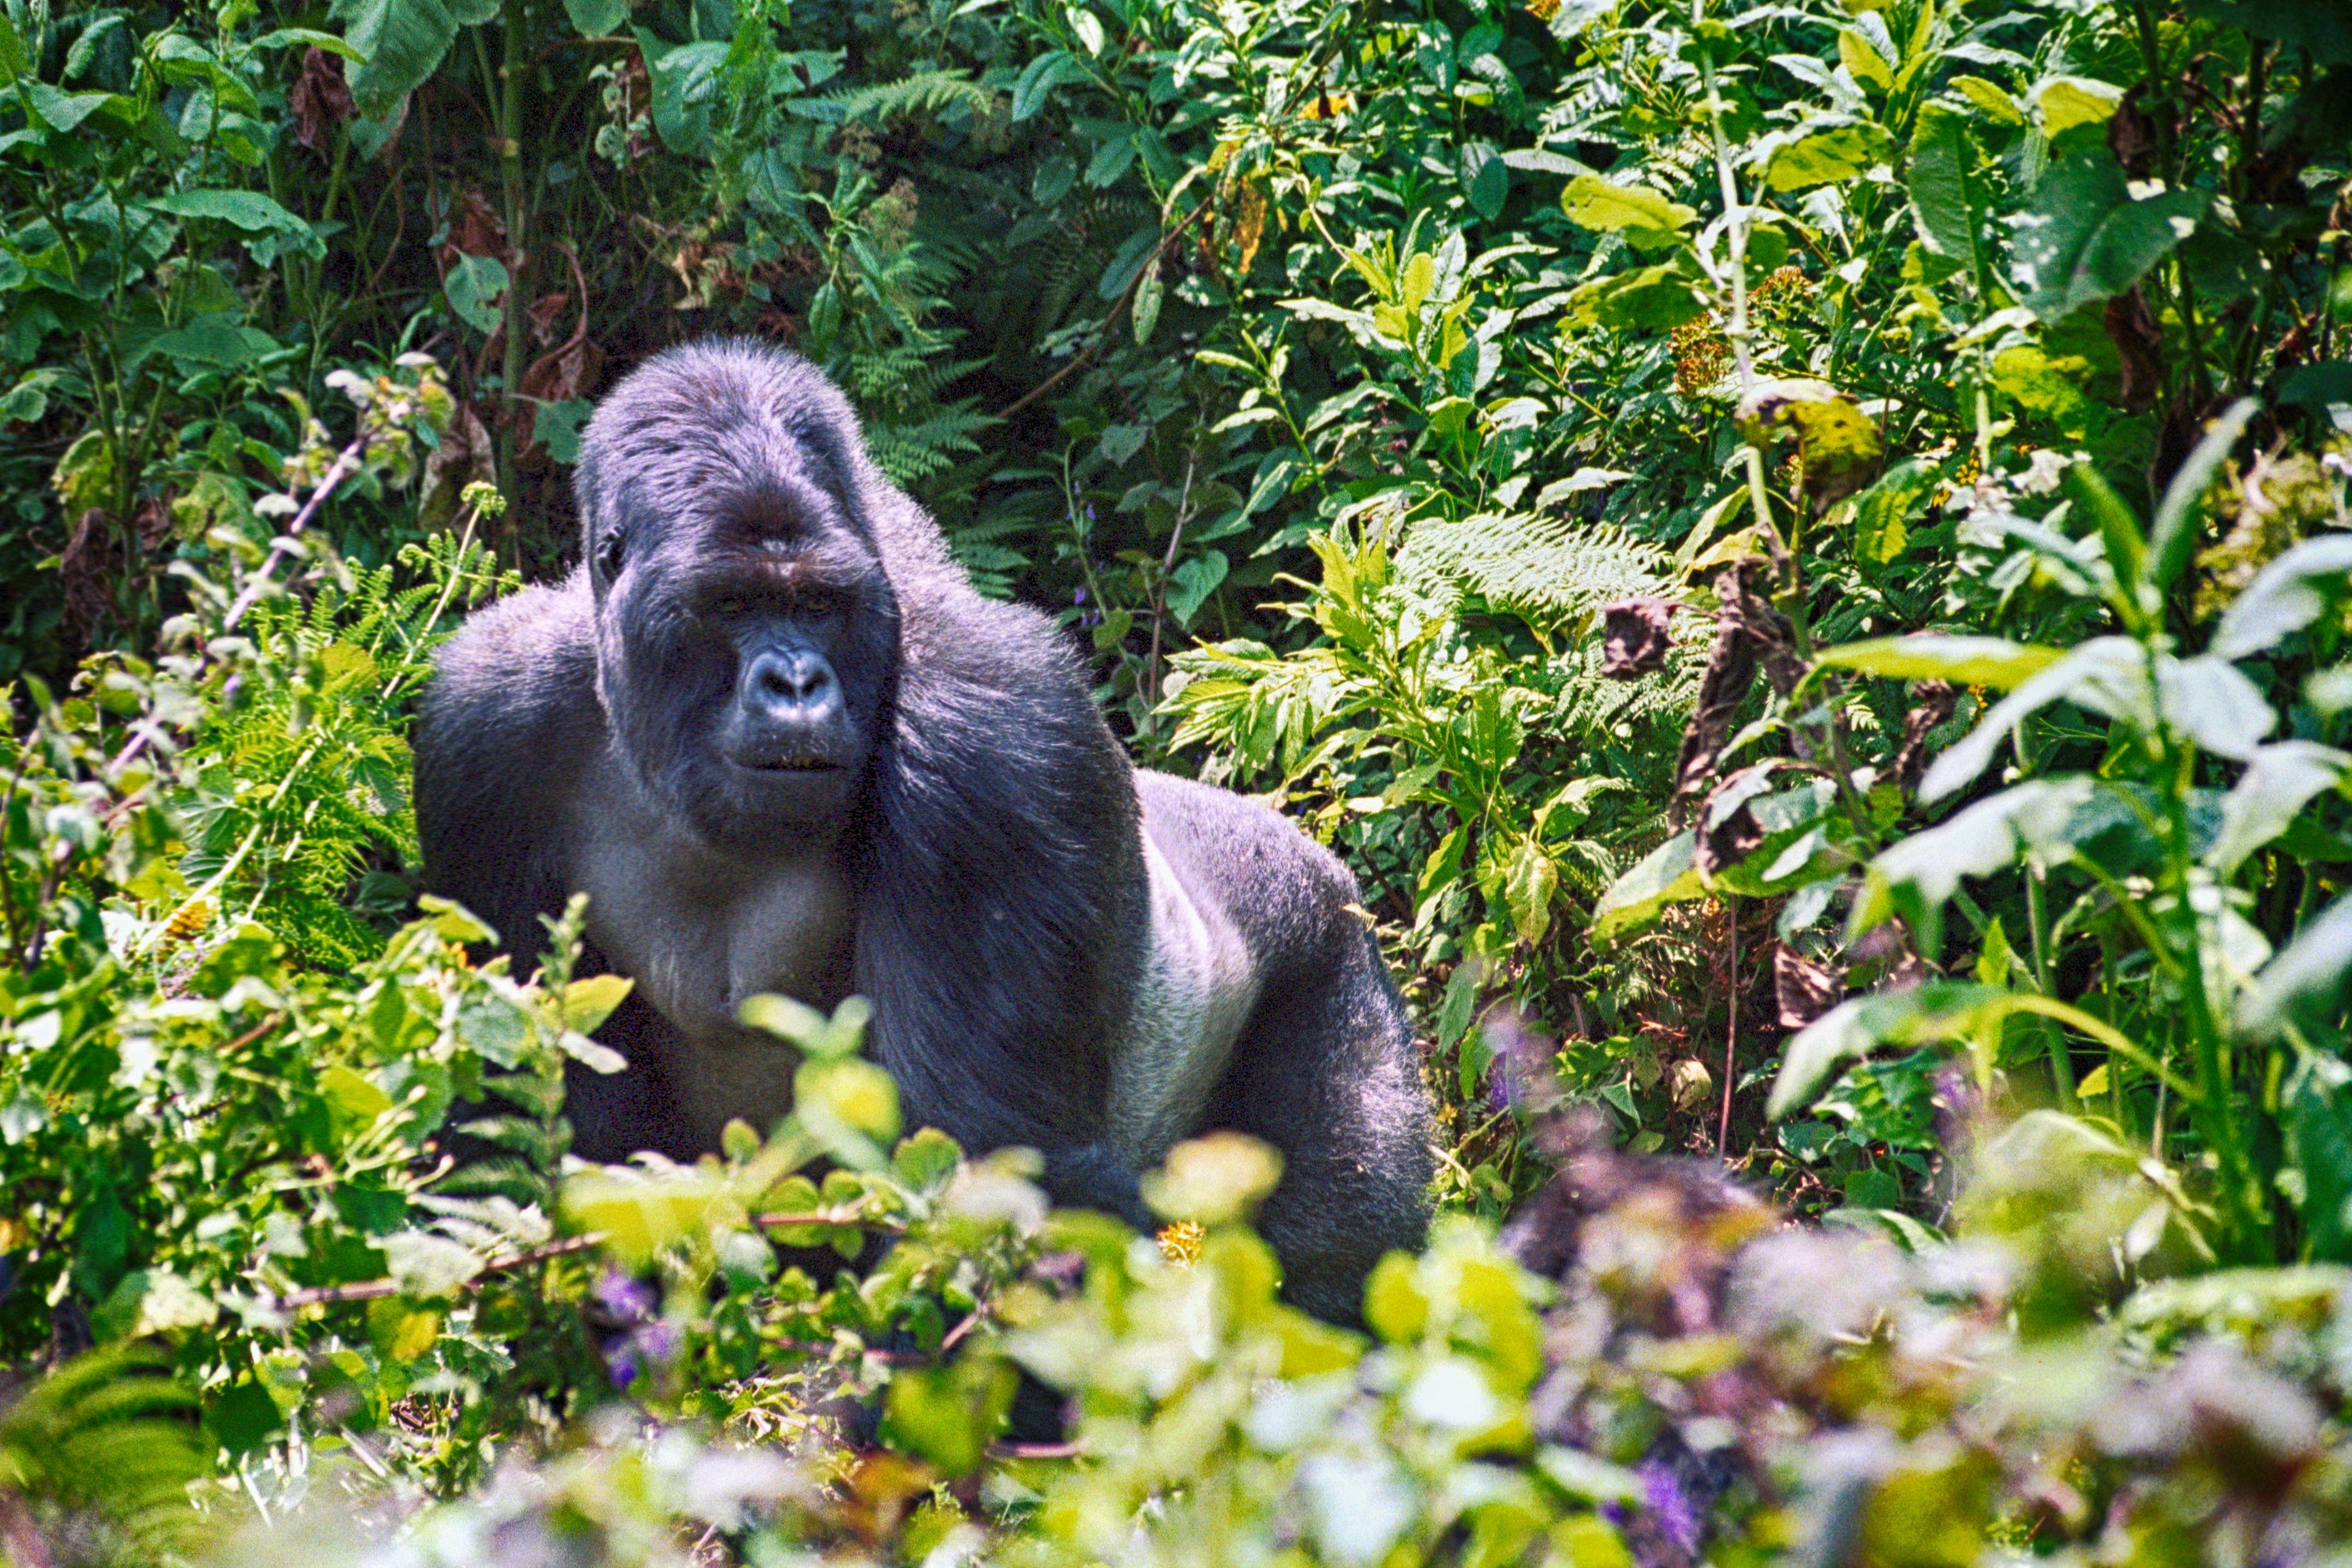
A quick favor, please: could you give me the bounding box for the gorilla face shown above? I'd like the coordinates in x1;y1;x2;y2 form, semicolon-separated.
580;380;897;848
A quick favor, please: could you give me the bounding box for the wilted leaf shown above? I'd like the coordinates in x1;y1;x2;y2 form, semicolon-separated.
1776;944;1846;1029
1735;379;1885;505
1598;596;1676;678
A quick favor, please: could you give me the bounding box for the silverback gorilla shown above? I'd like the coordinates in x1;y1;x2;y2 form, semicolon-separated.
414;341;1433;1322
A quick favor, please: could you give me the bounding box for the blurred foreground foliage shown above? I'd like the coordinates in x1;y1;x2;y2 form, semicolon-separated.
6;0;2352;1560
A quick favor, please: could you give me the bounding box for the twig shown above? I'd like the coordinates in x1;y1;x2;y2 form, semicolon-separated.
994;198;1213;422
269;1233;603;1310
754;1207;907;1236
1719;912;1739;1162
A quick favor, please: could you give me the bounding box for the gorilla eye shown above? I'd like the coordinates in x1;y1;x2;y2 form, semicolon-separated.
710;594;754;619
596;528;627;577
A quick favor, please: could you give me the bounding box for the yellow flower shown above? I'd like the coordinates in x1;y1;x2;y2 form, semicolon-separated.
1156;1220;1206;1267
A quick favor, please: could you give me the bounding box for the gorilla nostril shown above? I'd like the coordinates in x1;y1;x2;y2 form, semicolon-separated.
749;650;836;712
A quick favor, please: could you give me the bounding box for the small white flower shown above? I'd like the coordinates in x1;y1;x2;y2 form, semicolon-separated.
2016;447;2071;496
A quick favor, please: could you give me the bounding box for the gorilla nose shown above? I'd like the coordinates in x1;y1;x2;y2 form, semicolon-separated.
745;649;839;721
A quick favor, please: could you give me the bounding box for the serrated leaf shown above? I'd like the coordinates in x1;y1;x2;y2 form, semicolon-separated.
1838;26;1893;91
331;0;462;120
1950;74;2024;123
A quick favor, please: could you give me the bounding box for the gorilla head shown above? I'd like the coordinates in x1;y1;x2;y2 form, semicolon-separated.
572;351;900;844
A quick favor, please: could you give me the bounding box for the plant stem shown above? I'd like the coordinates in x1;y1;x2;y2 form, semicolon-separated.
496;2;531;501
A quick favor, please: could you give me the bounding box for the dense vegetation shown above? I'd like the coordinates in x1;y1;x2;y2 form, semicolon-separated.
2;0;2351;1560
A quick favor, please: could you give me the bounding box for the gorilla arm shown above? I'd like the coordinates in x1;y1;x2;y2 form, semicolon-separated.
849;567;1161;1230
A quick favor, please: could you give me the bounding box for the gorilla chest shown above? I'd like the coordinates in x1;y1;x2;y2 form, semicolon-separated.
571;785;856;1050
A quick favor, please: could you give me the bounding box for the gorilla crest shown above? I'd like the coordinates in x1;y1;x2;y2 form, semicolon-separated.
414;340;1433;1322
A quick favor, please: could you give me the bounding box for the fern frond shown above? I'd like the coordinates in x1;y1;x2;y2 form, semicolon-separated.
1398;511;1669;628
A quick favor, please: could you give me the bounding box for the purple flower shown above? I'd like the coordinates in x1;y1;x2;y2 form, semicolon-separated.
634;1319;681;1366
1639;1457;1703;1555
1074;586;1087;606
593;1268;656;1324
605;1345;639;1389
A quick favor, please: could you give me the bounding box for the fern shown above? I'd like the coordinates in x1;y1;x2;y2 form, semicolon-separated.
816;69;998;127
0;1348;210;1564
1398;510;1670;630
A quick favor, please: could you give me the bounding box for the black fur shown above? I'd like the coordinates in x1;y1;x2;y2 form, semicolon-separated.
413;341;1433;1322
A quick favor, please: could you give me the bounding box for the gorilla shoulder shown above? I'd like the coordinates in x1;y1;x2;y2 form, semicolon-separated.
413;571;603;955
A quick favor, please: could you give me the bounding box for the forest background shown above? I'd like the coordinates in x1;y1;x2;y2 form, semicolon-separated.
1;0;2351;1561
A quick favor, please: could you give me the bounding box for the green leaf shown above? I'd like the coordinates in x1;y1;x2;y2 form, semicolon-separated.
251;27;369;59
2159;654;2273;761
1838;28;1894;92
1559;174;1696;238
2031;74;2124;138
2212;535;2352;661
150;314;283;368
2149;398;2257;590
2240;892;2352;1040
1907;103;1980;263
0;11;25;77
1770;981;2004;1120
21;83;120;132
1950;75;2024;124
1758;117;1893;192
330;0;462;120
2013;149;2206;321
562;0;630;31
1011;48;1088;121
560;974;633;1033
1853;778;2097;953
148;188;314;239
443;253;508;334
882;1356;1016;1476
1591;829;1703;944
1562;261;1706;331
1919;637;2148;803
2207;742;2352;878
644;38;727;154
1814;634;2063;690
2064;460;2150;618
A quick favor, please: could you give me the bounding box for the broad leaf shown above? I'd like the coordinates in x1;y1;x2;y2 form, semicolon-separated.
2011;148;2206;321
1814;633;2063;690
1769;980;2004;1120
2239;892;2352;1040
1591;829;1702;943
1907;103;1981;263
2157;655;2272;761
1757;116;1892;193
2031;74;2123;137
1562;262;1707;331
2207;742;2352;878
1852;778;2097;952
1559;174;1696;242
2210;533;2352;661
1921;637;2150;803
563;0;630;33
329;0;463;120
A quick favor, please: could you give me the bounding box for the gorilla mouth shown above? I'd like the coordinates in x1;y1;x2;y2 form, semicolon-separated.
739;756;839;773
